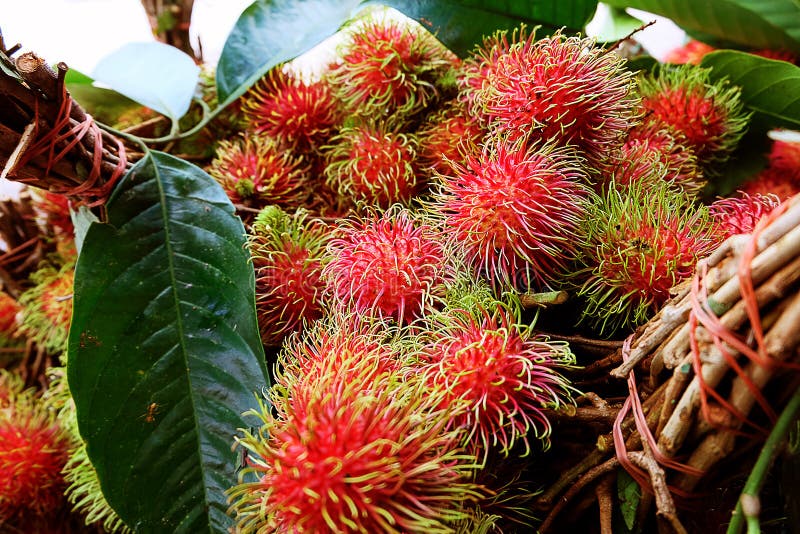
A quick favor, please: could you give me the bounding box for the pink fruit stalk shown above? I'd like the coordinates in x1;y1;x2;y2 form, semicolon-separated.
421;309;575;460
574;182;717;335
242;68;341;152
433;138;589;291
207;135;310;207
324;208;452;324
323;123;419;208
248;206;330;346
328;18;453;119
638;65;749;171
474;30;639;168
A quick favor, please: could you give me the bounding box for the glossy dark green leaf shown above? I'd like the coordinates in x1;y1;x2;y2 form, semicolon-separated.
605;0;800;52
701;50;800;131
68;151;269;534
216;0;598;103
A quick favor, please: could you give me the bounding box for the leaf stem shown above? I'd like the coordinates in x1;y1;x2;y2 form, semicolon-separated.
726;386;800;534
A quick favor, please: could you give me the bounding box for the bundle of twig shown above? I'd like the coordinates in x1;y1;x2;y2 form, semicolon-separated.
0;35;132;205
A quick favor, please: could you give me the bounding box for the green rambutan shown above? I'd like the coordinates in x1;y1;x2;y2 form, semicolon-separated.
420;309;575;461
473;30;639;167
207;134;310;207
432;137;589;291
324;207;452;324
709;192;782;240
328;16;453;119
637;64;750;171
248;206;330;346
323;122;419;208
228;332;482;533
416;102;484;175
573;181;717;335
242;67;342;152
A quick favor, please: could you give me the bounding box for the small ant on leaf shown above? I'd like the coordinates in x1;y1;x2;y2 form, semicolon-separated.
142;402;159;423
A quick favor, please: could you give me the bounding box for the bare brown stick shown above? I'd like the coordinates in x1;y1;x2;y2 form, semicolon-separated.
596;474;615;534
628;448;687;534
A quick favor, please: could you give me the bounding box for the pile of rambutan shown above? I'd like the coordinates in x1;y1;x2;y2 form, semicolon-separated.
202;10;789;531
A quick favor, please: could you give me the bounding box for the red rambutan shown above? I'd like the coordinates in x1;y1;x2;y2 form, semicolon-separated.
31;191;74;237
638;65;749;170
324;208;452;324
248;206;330;346
416;102;484;175
605;122;704;195
228;342;482;532
420;309;575;460
739;167;800;201
207;135;310;207
323;123;419;208
0;292;20;342
328;17;453;119
663;39;716;65
473;30;639;167
710;192;782;240
432;138;589;291
574;182;717;335
0;372;69;522
242;67;341;152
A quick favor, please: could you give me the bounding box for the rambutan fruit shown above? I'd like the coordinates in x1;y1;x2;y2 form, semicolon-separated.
637;64;750;171
207;134;310;207
710;192;782;240
431;138;589;291
664;39;716;65
18;261;75;353
323;122;419;208
0;291;21;344
31;190;74;237
324;207;452;324
416;102;484;175
420;309;575;460
248;206;330;346
242;67;342;152
767;138;800;175
573;181;717;335
0;370;69;523
473;30;639;167
739;138;800;200
605;122;704;195
752;49;798;64
228;342;482;532
328;16;454;119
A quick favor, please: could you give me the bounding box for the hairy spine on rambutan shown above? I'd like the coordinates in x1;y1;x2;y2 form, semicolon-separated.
242;67;342;152
323;122;419;208
431;137;589;291
248;206;331;346
324;207;453;324
328;16;454;120
207;134;310;207
637;64;750;172
473;29;639;168
18;260;75;354
709;192;782;240
419;308;575;462
739;138;800;200
573;181;717;335
228;325;483;533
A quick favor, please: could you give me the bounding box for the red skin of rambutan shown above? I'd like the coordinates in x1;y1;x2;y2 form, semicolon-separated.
474;31;638;167
324;210;451;324
324;124;419;208
664;39;716;65
0;407;69;520
328;19;452;118
416;103;484;175
710;192;782;240
207;135;310;207
740;167;800;201
752;49;798;64
33;192;74;236
434;139;588;291
768;139;800;174
422;311;573;459
0;292;20;337
242;68;341;152
457;27;522;117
